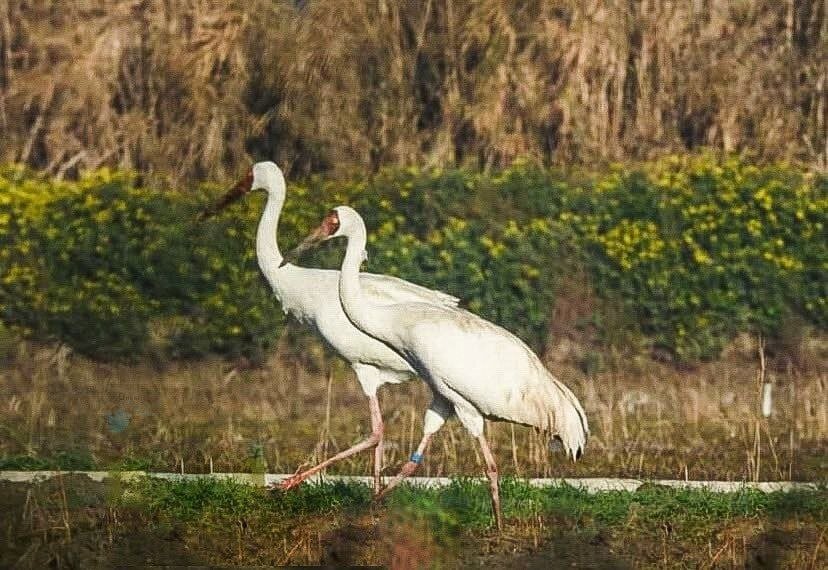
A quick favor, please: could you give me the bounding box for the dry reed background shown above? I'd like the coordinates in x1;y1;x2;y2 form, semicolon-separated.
1;0;826;183
1;0;826;483
2;331;825;481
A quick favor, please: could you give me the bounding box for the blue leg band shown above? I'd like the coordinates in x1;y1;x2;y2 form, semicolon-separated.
410;452;424;464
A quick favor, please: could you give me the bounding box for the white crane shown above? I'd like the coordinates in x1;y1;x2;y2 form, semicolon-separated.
201;162;459;493
286;206;589;529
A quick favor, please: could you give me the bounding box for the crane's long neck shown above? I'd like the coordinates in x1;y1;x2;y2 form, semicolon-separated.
255;190;286;287
338;223;380;338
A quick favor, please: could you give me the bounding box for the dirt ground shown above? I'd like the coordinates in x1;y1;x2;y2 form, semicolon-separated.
0;477;196;568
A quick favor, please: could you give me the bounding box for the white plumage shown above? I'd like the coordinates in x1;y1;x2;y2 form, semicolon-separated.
203;162;459;492
291;205;589;529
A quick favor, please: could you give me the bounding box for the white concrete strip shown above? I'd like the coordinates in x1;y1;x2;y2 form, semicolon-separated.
0;471;823;493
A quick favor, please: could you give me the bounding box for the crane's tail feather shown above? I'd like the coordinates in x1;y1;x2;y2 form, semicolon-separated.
525;372;589;462
553;377;589;461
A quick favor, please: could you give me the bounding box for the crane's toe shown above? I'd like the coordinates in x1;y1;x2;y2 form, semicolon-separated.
271;475;304;492
375;460;420;500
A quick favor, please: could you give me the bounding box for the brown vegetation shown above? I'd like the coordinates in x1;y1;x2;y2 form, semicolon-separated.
1;329;825;481
1;1;826;183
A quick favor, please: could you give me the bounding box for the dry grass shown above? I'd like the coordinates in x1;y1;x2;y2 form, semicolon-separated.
1;331;825;481
2;1;825;182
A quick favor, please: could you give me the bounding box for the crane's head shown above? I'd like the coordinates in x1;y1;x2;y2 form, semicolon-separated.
281;206;366;266
198;161;285;220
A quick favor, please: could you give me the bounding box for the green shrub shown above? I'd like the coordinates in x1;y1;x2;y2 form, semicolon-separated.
576;156;827;360
0;156;824;363
0;167;283;360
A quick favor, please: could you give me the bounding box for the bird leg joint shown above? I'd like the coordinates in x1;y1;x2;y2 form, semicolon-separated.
369;422;383;442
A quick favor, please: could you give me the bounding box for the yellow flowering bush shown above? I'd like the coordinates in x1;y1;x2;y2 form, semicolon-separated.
357;214;567;350
331;157;826;361
0;155;824;363
0;167;284;359
577;155;826;360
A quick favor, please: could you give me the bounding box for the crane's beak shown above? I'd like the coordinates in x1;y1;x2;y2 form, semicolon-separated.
280;226;327;267
198;170;254;221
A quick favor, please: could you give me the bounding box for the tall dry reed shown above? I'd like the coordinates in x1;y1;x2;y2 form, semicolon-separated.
1;0;825;182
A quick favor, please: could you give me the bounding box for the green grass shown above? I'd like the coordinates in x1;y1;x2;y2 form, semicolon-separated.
0;450;95;471
3;475;826;567
123;476;373;522
121;476;828;534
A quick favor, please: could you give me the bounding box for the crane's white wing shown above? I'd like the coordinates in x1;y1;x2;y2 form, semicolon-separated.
360;272;460;308
398;304;589;459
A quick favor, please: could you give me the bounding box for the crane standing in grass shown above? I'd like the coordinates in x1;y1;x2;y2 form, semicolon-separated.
200;162;459;493
286;206;589;529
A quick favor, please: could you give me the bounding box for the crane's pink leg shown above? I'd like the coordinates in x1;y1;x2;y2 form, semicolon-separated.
477;435;503;530
376;433;433;498
371;398;384;493
277;396;384;493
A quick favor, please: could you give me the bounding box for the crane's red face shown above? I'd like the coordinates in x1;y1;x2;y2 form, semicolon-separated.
317;209;341;237
198;169;254;220
280;210;340;266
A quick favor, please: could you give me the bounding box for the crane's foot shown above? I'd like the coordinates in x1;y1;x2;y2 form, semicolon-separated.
376;460;419;500
279;476;304;491
267;474;305;492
